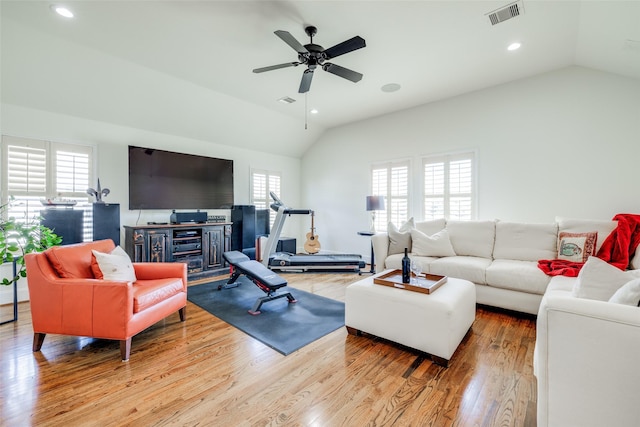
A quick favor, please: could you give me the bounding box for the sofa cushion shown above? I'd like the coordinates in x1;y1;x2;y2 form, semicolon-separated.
388;217;415;255
493;221;557;262
429;256;491;285
486;259;551;295
557;231;597;263
445;220;496;259
46;239;117;278
385;253;437;273
573;256;640;301
556;216;618;253
133;278;184;313
414;218;446;236
410;228;456;257
91;246;137;282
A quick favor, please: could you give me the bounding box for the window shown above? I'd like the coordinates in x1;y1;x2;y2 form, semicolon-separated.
1;135;94;239
423;151;475;220
250;169;281;227
371;160;410;231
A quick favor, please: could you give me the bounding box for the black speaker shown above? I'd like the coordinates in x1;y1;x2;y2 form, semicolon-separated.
256;209;270;236
41;209;83;245
93;203;120;245
230;205;256;251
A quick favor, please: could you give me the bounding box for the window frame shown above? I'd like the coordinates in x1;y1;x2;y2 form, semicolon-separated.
1;135;95;239
422;150;477;221
370;159;411;231
250;168;282;227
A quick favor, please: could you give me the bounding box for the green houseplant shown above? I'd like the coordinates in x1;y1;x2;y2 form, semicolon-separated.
1;199;62;286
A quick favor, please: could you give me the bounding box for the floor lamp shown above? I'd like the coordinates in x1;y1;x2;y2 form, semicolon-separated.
366;196;385;233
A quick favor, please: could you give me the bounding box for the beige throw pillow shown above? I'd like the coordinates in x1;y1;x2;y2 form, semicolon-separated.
91;246;137;282
388;217;415;255
410;228;456;257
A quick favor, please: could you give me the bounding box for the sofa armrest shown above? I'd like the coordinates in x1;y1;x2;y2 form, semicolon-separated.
535;294;640;427
133;262;188;290
371;233;389;271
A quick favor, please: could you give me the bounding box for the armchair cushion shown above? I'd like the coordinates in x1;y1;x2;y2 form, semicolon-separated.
46;239;116;278
133;278;184;313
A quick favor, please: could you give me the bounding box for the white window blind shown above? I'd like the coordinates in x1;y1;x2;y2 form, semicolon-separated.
423;152;475;220
371;161;409;231
251;169;281;227
2;135;94;239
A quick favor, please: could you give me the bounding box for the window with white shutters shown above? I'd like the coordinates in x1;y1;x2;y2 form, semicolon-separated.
251;169;281;227
423;152;475;220
371;161;410;231
1;135;94;239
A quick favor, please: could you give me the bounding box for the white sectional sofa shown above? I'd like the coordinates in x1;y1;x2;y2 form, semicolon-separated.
371;216;640;426
372;217;626;315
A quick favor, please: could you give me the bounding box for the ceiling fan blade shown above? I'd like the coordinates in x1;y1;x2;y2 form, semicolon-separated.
274;30;309;54
322;63;363;83
324;36;366;59
253;62;300;73
298;69;314;93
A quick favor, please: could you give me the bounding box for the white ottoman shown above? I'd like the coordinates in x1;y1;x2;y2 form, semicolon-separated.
345;273;476;366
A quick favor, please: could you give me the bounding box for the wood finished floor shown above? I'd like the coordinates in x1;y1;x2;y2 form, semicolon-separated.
0;271;537;426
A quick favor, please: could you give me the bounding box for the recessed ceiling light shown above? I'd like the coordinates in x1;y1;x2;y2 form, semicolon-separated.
310;109;319;114
381;83;401;93
51;5;74;18
507;42;521;51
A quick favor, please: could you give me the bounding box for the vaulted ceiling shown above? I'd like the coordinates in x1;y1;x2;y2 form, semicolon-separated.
2;1;639;157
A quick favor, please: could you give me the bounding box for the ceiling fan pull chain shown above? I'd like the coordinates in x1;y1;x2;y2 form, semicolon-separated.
305;92;308;130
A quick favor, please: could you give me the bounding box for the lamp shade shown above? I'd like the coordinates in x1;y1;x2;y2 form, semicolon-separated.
366;196;385;211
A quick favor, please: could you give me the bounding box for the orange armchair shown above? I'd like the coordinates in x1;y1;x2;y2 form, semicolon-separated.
24;239;187;361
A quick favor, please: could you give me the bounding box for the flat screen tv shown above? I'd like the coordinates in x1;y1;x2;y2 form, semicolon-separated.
128;145;234;210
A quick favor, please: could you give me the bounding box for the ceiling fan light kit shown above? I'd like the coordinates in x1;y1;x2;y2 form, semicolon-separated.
253;25;366;94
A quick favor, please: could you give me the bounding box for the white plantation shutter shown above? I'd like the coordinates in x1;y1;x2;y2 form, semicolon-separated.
2;136;94;238
423;152;475;220
371;161;409;231
251;169;281;227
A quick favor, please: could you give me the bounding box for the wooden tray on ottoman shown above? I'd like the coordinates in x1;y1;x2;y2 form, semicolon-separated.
374;269;447;294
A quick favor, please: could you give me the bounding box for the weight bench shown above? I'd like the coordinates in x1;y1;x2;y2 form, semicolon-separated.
222;251;297;315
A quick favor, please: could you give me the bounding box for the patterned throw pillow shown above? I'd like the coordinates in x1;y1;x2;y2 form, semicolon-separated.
557;231;597;263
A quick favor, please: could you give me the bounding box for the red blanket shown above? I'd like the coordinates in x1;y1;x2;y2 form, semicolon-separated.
538;213;640;276
596;213;640;269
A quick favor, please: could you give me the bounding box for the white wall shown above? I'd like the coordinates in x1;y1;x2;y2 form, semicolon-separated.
0;104;303;304
301;66;640;260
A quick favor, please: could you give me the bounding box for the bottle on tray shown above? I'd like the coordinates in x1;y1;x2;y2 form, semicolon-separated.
401;248;411;283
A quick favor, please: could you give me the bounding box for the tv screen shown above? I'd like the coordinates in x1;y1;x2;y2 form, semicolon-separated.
128;146;234;210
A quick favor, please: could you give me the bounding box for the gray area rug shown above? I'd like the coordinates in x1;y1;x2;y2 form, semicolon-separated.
187;277;345;355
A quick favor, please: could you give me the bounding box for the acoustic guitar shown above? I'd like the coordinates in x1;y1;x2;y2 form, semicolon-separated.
304;211;321;254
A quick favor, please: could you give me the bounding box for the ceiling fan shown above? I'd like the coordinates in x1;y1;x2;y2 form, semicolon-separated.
253;25;366;94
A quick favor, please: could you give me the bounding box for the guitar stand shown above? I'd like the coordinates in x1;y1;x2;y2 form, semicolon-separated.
222;251;297;315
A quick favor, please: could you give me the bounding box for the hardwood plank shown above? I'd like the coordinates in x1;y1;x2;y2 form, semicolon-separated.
0;272;537;426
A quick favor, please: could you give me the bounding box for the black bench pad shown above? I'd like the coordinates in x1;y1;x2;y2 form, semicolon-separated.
223;251;287;289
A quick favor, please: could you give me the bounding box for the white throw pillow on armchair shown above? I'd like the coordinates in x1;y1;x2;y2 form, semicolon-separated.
573;256;640;301
609;278;640;306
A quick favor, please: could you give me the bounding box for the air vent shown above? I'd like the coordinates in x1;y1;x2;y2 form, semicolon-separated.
277;96;296;104
487;1;524;25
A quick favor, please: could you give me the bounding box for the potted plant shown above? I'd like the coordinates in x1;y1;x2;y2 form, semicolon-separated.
1;198;62;286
